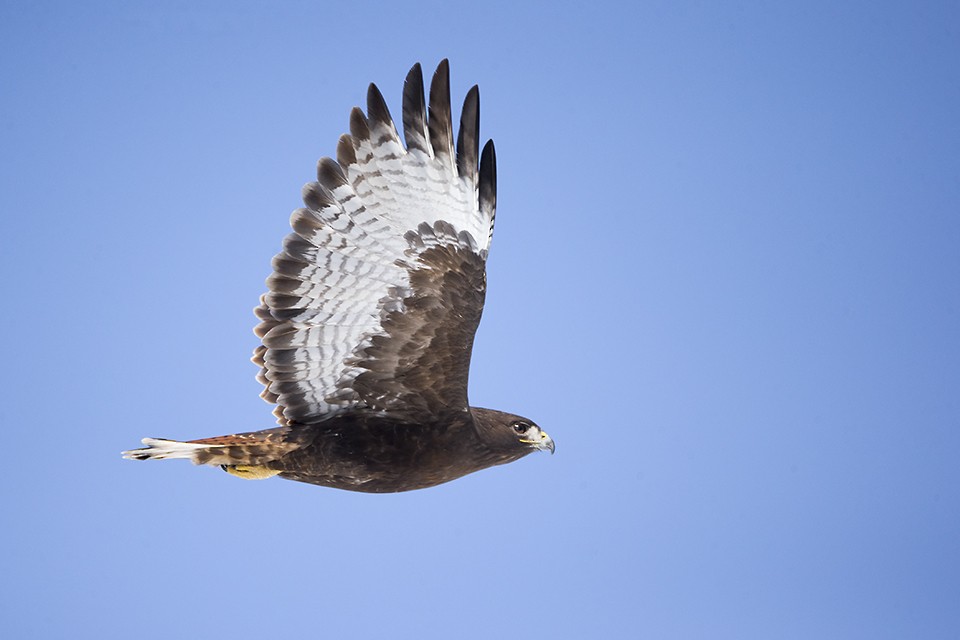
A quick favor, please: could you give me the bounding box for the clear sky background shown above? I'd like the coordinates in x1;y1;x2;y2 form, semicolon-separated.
2;1;958;638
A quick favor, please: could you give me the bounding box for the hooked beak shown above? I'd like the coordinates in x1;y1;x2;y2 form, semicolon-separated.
522;428;555;455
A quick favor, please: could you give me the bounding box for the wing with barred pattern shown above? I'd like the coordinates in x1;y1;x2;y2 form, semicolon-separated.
253;60;497;426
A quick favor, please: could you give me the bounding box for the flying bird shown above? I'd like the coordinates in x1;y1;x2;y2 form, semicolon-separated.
122;60;553;492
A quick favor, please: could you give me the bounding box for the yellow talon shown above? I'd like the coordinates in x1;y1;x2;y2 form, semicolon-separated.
222;465;281;480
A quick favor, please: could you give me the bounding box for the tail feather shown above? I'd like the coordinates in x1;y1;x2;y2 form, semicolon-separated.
122;427;309;467
121;438;214;462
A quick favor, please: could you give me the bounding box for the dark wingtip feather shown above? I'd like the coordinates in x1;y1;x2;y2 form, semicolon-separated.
337;134;357;168
402;62;429;154
253;295;272;322
479;139;497;218
349;107;370;141
254;318;279;340
302;182;335;211
428;59;454;165
366;82;395;133
317;157;348;190
457;85;480;183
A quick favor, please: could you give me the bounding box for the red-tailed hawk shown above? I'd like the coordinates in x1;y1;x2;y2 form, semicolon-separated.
123;60;552;492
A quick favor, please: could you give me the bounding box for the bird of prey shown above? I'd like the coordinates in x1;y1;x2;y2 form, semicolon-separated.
122;60;553;493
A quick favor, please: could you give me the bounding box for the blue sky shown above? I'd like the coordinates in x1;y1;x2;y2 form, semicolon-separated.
2;1;958;638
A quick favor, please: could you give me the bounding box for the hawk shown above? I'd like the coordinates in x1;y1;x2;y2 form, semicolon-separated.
122;60;553;493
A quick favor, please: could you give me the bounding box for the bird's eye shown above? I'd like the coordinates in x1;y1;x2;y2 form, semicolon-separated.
512;422;530;434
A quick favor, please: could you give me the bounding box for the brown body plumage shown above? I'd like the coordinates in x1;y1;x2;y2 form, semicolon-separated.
261;409;534;493
122;61;553;492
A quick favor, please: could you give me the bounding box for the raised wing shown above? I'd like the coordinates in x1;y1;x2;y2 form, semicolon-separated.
252;60;497;425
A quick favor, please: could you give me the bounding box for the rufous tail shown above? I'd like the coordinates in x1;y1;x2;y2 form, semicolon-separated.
122;427;305;468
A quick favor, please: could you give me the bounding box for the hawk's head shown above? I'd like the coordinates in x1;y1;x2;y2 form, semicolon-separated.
472;407;554;456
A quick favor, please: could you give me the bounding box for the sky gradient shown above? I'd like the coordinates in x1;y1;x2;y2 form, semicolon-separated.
2;1;959;638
